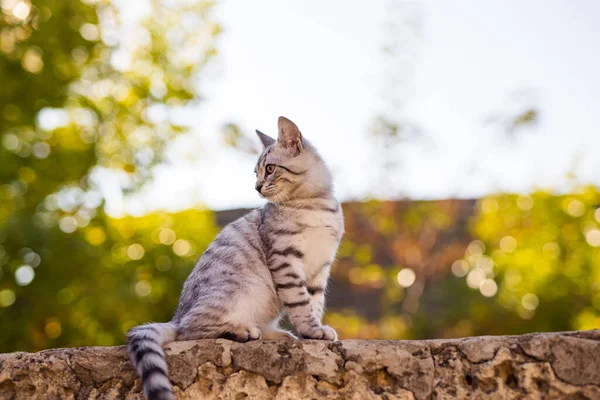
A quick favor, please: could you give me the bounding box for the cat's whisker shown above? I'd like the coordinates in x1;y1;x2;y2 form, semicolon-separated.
276;191;287;207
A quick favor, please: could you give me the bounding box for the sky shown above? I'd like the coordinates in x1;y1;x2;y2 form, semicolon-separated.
107;0;600;215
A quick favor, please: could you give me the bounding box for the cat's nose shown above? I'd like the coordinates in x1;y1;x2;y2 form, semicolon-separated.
255;184;263;193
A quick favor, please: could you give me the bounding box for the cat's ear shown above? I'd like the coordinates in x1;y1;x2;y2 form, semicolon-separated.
277;116;303;155
255;129;275;148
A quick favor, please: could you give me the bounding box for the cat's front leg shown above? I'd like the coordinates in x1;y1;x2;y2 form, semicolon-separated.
306;262;332;322
268;249;336;340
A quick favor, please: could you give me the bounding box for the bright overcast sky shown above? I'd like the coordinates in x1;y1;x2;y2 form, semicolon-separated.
106;0;600;215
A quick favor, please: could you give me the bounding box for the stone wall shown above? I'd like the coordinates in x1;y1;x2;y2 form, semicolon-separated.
1;330;599;399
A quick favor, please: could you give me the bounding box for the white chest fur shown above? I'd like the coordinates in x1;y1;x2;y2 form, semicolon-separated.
296;209;343;277
268;201;344;281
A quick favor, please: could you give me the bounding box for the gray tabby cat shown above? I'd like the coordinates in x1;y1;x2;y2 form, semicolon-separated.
127;116;344;400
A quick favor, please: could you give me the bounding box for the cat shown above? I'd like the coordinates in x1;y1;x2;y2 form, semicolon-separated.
127;116;344;400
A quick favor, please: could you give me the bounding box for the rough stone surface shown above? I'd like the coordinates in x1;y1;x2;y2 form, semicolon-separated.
0;330;599;399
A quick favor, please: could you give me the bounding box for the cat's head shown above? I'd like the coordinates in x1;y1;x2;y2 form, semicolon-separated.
254;116;333;203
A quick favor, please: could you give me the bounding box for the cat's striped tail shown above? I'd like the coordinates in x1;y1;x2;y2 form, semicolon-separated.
127;322;177;400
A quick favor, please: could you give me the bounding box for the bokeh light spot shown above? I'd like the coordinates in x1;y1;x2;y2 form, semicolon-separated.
173;239;191;257
23;251;41;267
499;236;517;253
585;229;600;247
15;265;34;286
59;216;78;233
135;280;151;296
396;268;416;288
479;279;498;297
481;198;499;214
466;268;486;289
521;293;539;311
566;199;585;217
83;191;103;209
37;108;69;130
466;240;485;256
85;227;106;246
80;23;99;41
451;260;469;277
22;47;44;74
2;133;19;151
45;317;62;339
159;228;176;245
127;244;145;260
32;142;50;158
476;256;494;275
0;289;16;307
516;195;534;211
12;0;31;20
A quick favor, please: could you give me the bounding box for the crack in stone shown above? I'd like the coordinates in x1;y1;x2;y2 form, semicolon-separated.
517;339;600;389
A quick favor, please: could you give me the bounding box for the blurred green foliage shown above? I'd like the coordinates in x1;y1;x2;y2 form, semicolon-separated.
0;0;220;351
470;187;600;331
325;189;600;340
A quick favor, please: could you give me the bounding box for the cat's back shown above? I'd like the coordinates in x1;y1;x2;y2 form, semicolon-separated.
204;208;265;264
219;208;262;239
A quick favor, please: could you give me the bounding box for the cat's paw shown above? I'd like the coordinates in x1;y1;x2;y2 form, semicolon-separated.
299;325;338;341
221;325;262;342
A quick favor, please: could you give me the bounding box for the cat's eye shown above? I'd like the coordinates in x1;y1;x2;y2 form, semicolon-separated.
266;164;275;174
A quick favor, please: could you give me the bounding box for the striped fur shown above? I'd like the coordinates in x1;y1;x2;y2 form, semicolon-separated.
128;116;344;399
127;323;177;400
